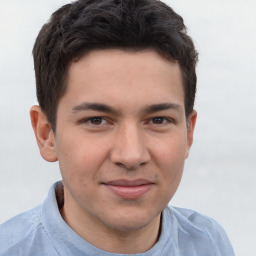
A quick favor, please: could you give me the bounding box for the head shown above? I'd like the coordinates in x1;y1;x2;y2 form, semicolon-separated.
33;0;198;131
30;0;198;252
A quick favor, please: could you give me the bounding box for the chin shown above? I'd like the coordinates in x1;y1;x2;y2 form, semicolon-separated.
102;208;160;232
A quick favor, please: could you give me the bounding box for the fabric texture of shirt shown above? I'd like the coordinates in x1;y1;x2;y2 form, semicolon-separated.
0;181;235;256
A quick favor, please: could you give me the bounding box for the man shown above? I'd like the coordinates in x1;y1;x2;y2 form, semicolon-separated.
0;0;235;255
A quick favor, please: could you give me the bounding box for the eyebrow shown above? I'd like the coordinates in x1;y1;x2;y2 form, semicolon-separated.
72;102;182;115
142;103;182;114
72;102;119;115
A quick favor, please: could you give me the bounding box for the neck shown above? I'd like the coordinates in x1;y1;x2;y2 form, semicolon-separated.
59;190;161;254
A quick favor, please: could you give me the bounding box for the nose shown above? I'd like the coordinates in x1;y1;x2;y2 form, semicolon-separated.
110;124;151;169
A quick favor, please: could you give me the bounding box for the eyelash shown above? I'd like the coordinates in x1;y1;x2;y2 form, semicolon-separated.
147;117;174;125
80;117;109;126
80;116;174;127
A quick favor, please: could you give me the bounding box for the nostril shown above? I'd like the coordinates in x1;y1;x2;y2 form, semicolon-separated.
115;162;126;168
114;160;147;170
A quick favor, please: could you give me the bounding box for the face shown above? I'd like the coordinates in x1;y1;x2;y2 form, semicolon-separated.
45;50;196;234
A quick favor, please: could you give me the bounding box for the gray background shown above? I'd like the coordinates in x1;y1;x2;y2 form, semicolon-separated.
0;0;255;255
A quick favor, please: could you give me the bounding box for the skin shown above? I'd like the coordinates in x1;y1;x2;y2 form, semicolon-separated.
30;49;197;254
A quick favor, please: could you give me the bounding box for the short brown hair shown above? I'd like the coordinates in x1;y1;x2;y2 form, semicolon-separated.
33;0;198;131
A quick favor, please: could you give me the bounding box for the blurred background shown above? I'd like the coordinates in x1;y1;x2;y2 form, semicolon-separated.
0;0;255;255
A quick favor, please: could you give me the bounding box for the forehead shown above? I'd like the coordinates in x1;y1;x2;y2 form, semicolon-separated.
63;49;184;112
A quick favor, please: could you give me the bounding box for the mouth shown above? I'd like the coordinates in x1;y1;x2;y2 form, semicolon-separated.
102;179;154;199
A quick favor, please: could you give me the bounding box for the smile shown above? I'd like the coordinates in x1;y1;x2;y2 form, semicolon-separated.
102;179;154;199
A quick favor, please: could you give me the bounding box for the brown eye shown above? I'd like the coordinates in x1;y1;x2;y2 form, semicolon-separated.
151;117;165;124
90;117;104;125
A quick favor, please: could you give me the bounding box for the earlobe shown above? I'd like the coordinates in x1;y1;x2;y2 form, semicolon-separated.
30;105;58;162
185;110;197;159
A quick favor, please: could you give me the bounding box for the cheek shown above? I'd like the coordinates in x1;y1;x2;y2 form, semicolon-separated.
153;132;188;168
152;134;187;191
55;133;107;186
57;144;103;204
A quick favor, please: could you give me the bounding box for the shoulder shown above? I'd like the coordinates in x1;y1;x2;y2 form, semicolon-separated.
0;205;42;241
163;206;235;256
169;206;226;232
0;206;53;256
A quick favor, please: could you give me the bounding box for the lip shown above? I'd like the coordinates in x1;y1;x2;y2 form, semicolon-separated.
103;179;154;199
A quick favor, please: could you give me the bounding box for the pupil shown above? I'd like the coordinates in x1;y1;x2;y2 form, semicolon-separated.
91;117;102;125
153;117;163;124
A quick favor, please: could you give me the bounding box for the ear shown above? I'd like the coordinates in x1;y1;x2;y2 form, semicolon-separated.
30;105;58;162
185;110;197;159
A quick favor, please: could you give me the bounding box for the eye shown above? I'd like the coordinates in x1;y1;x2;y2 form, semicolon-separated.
149;117;171;125
89;117;105;125
80;117;108;126
151;117;165;124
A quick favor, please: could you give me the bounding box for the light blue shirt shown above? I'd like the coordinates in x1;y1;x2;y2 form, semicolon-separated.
0;182;235;256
